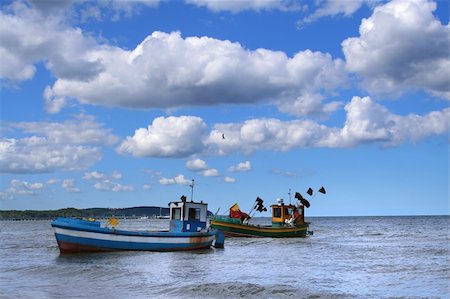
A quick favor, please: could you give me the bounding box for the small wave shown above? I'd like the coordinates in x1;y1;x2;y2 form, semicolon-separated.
157;282;353;299
356;232;385;237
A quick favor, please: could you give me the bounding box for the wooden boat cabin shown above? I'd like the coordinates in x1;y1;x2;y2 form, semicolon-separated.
169;195;208;233
271;198;305;227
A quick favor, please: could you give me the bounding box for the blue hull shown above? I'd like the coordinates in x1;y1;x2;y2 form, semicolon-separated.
51;217;217;253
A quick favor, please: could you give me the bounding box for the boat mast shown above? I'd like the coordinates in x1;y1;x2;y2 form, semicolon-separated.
288;188;291;205
190;179;195;202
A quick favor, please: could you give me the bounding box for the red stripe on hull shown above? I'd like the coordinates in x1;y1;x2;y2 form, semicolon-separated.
57;241;118;253
56;241;213;254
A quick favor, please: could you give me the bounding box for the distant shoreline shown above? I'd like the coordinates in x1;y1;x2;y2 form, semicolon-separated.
0;213;447;221
0;206;170;221
0;206;215;220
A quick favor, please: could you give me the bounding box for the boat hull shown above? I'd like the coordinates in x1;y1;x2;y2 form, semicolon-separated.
210;219;308;238
52;218;216;253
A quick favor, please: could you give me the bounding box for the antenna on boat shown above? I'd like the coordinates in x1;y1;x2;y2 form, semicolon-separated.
288;189;292;205
190;179;195;202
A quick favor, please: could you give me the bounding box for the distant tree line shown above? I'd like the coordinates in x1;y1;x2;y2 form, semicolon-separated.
0;206;170;220
0;206;214;220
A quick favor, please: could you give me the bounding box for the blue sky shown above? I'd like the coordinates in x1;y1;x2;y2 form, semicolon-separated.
0;0;449;216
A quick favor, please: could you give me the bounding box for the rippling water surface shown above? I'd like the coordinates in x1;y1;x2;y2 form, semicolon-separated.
1;216;449;298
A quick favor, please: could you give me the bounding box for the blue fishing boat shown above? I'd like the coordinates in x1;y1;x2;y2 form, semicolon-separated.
52;195;224;253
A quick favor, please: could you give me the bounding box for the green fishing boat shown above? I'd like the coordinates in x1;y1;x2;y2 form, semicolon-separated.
210;187;325;238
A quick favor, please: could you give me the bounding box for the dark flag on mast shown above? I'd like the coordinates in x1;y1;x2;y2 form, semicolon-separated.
307;188;313;196
295;192;310;208
319;186;326;194
255;197;267;212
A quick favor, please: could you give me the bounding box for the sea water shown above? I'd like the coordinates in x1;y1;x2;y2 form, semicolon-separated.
0;216;449;298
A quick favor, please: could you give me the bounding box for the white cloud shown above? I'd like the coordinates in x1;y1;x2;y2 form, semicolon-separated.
0;137;101;173
276;93;343;119
299;0;376;26
143;184;152;190
83;171;105;180
342;0;450;99
228;161;252;172
186;158;209;171
2;3;346;115
207;118;334;155
185;0;298;13
118;116;208;158
1;179;44;199
325;96;450;147
159;174;192;185
83;169;132;192
12;115;118;146
208;97;449;153
0;2;103;87
41;30;345;114
224;176;236;183
83;170;122;180
62;179;81;193
94;180;134;192
108;0;160;19
1;116;115;173
186;157;220;177
119;104;449;159
202;168;219;177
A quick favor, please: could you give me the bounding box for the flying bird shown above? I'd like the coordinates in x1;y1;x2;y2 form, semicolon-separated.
222;133;225;139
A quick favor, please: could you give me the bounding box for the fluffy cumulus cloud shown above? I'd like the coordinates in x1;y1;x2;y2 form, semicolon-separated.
186;158;219;177
1;3;346;115
326;96;450;147
42;30;345;114
207;118;335;155
202;168;219;177
82;170;131;192
0;179;44;199
185;158;209;171
94;180;134;192
159;174;192;185
276;93;343;118
0;2;103;85
0;116;117;173
118;116;208;158
228;161;252;172
119;100;449;158
12;115;118;146
342;0;450;98
0;137;101;174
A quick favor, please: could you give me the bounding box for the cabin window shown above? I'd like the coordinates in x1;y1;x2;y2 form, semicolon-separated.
188;208;201;220
172;208;181;220
273;207;281;218
284;207;290;216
